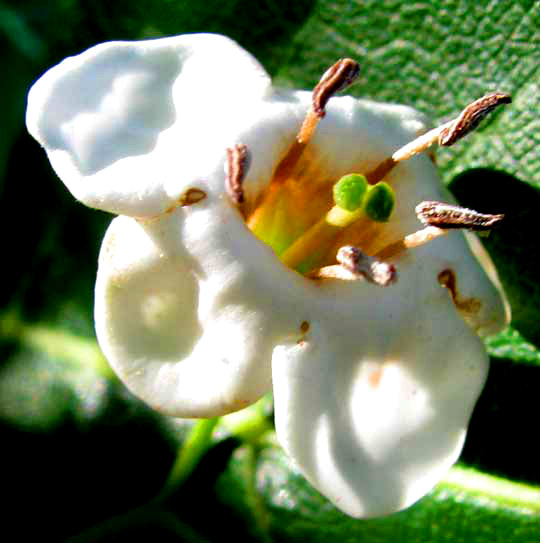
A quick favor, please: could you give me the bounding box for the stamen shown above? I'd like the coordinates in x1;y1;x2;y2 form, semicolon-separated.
226;144;250;213
376;226;448;260
402;225;448;249
252;58;361;199
309;264;359;281
365;157;396;185
377;198;506;260
416;201;504;231
298;59;361;144
366;92;511;184
438;92;511;146
337;245;397;286
248;59;360;240
311;59;361;119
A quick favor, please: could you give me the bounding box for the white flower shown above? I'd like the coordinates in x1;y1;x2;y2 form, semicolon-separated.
26;34;510;518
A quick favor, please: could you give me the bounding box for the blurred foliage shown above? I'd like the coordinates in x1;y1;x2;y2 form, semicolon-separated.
1;0;539;540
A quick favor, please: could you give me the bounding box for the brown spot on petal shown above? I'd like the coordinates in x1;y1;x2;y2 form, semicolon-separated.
438;268;481;314
300;321;310;333
368;367;384;389
297;320;310;344
163;187;208;215
180;188;207;206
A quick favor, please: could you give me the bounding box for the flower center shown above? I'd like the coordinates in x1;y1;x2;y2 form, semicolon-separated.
243;59;398;277
223;60;510;284
251;171;395;274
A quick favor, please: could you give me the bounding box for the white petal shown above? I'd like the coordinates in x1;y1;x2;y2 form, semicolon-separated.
26;34;271;217
460;230;511;336
95;203;308;417
272;272;489;518
267;96;508;517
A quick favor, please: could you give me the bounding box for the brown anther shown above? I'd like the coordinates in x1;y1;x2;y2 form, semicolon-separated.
312;58;360;118
337;246;397;286
251;58;360;207
416;201;504;231
179;188;207;207
296;58;360;145
438;92;511;146
225;144;249;207
438;268;481;314
367;92;511;185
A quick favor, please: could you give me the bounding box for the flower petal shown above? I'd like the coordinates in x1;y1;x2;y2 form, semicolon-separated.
26;34;272;217
95;201;309;417
272;272;490;518
268;97;507;515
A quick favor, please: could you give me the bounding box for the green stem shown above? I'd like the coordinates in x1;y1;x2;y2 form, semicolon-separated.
221;395;273;444
157;417;219;502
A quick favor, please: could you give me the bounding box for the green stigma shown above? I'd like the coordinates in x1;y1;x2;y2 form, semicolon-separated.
364;182;395;222
333;174;368;211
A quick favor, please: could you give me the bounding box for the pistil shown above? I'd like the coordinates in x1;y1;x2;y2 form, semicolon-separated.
280;176;394;273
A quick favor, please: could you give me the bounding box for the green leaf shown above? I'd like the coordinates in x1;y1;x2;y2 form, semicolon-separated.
274;0;540;188
0;312;111;429
250;445;540;543
486;327;540;365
